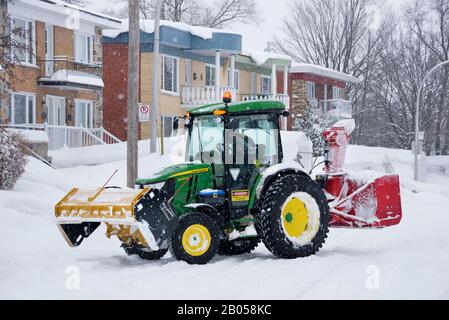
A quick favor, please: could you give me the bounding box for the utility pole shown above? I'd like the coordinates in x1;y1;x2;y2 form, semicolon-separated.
414;60;449;181
127;0;140;188
151;0;162;154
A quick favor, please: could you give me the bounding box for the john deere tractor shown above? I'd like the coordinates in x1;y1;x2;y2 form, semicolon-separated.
55;94;402;264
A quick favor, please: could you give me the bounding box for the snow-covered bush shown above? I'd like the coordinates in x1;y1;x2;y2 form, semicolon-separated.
293;100;331;156
0;128;29;190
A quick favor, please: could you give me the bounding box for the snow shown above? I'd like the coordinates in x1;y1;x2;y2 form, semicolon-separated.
40;70;104;88
291;63;361;84
7;129;48;143
103;19;240;40
1;135;449;299
243;50;292;66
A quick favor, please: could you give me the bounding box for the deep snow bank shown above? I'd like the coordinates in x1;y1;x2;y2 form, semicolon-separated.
1;136;449;299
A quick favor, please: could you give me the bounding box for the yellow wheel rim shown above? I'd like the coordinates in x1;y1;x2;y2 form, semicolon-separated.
182;224;211;257
282;197;309;238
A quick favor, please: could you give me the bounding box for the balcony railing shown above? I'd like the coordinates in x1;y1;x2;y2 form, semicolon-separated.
38;57;102;79
320;99;353;120
241;94;290;108
181;86;236;108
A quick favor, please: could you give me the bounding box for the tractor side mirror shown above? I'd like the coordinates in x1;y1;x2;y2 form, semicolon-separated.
282;111;290;117
173;117;179;131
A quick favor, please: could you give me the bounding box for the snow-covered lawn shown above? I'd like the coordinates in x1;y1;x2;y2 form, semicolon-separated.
1;136;449;299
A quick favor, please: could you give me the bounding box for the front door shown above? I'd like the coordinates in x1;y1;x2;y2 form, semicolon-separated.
47;95;66;125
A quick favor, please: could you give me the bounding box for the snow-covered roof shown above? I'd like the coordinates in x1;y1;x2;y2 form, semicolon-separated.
40;70;104;88
103;19;240;40
291;63;360;84
242;50;292;66
18;0;121;29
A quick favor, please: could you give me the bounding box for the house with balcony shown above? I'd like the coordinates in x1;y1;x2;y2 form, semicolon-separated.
102;20;291;141
284;63;360;130
0;0;122;150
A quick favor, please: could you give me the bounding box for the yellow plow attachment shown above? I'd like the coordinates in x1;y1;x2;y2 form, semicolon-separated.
55;187;178;251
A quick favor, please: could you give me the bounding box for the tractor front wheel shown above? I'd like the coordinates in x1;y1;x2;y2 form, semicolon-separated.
169;213;219;265
218;238;260;256
256;174;330;259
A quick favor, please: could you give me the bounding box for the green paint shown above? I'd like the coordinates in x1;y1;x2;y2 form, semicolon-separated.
189;100;286;116
136;163;211;185
285;213;293;223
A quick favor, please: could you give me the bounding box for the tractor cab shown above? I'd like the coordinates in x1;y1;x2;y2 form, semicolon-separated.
185;95;287;221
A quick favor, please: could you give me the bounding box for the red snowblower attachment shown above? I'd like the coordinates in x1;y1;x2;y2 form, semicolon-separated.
319;119;402;228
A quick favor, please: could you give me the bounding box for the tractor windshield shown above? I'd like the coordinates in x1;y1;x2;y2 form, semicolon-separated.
187;115;224;163
227;114;281;166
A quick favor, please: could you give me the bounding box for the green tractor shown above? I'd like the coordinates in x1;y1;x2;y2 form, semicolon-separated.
55;98;331;264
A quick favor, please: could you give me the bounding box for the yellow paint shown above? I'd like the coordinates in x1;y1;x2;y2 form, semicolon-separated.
181;224;211;257
282;197;309;238
169;167;209;178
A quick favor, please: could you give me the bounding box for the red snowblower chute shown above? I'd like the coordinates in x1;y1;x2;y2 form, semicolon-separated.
319;119;402;228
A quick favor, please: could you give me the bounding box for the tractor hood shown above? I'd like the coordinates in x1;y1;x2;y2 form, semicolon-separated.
136;163;211;185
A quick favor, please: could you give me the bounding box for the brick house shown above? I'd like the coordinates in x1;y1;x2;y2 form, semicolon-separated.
277;63;360;130
0;0;121;149
102;21;291;141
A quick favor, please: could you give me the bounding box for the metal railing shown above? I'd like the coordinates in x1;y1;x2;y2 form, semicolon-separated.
181;86;236;107
1;123;121;150
38;57;102;78
320;99;353;120
241;94;290;107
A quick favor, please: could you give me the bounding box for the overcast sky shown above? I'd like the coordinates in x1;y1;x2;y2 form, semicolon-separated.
86;0;413;52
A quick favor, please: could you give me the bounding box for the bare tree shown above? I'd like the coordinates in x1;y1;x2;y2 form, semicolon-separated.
0;7;27;97
139;0;259;27
407;0;449;155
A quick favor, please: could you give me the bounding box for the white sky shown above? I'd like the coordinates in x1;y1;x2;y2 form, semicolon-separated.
86;0;413;52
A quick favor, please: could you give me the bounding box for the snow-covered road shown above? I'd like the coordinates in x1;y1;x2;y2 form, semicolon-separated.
1;138;449;299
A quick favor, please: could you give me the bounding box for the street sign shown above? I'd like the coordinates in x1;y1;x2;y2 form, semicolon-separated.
138;104;150;122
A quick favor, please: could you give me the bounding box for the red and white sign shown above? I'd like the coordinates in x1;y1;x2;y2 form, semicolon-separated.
138;104;150;122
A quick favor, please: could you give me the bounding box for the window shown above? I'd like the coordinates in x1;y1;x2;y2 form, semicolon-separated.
11;17;35;64
333;86;343;99
306;81;316;100
161;55;179;93
9;93;35;124
261;76;271;94
161;115;178;137
74;33;93;64
75;100;93;128
227;69;240;91
250;73;257;94
205;65;216;86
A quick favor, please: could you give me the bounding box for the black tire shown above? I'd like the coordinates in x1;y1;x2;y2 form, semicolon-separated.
218;238;260;256
256;174;330;259
123;246;168;261
169;213;219;265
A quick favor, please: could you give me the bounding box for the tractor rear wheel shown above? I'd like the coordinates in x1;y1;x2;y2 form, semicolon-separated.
123;246;168;260
169;213;219;265
218;238;260;256
256;174;330;259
